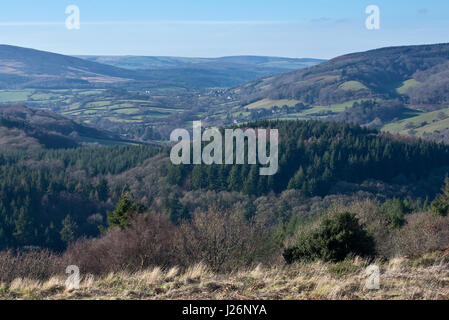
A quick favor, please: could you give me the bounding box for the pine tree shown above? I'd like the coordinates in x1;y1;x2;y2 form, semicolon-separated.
431;175;449;216
243;165;258;195
244;199;257;221
165;196;190;225
287;166;305;189
107;192;143;229
60;215;78;244
96;178;109;202
167;164;183;186
192;165;203;189
13;205;33;245
227;165;241;191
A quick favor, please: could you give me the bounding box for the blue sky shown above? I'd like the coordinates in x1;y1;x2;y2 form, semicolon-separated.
0;0;448;58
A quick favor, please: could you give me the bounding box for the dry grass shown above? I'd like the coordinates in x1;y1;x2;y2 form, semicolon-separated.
0;255;448;300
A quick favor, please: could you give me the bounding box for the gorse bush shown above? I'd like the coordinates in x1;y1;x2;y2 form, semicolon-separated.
283;212;376;263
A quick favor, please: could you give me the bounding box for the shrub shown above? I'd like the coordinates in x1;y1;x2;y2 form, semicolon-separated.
381;198;407;229
176;206;279;272
62;206;280;274
0;249;63;283
63;213;179;275
431;175;449;216
336;199;394;258
283;212;376;263
393;211;449;257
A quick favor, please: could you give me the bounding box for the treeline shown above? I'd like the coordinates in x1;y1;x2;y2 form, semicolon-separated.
167;120;449;196
0;145;162;250
0;117;77;149
3;119;449;253
331;100;409;129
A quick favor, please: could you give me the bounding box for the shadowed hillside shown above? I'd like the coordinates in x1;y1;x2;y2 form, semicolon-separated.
0;45;148;89
0;104;124;149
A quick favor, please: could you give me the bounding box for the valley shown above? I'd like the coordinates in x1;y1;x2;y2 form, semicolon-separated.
3;44;449;145
1;43;449;301
3;0;449;304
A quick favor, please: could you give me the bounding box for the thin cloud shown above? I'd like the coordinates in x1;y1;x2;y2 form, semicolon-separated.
335;18;350;24
418;8;428;15
310;17;332;23
0;21;63;26
0;20;298;27
86;20;296;25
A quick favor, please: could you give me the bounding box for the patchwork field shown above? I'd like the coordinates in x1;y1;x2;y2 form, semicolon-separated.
382;106;449;136
2;85;449;144
0;89;189;126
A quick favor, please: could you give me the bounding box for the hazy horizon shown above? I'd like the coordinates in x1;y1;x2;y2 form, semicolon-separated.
4;41;448;61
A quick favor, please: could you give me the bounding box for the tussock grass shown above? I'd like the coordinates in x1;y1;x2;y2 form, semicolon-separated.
0;255;447;300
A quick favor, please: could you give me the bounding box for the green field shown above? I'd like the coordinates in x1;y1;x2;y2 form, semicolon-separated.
0;88;191;127
304;100;363;115
244;98;300;110
396;79;421;95
0;90;34;102
382;106;449;136
338;81;368;91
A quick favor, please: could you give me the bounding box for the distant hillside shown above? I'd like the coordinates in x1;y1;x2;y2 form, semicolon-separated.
134;61;305;88
0;45;148;89
76;55;325;88
234;43;449;106
0;104;122;149
77;55;324;71
0;45;324;90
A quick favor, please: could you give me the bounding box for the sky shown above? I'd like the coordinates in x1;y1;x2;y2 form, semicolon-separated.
0;0;448;59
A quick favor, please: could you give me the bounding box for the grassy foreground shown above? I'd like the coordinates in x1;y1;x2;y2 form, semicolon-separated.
1;254;448;300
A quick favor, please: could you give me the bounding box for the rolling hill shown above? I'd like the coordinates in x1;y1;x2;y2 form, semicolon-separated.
77;55;324;71
4;43;449;143
0;45;148;89
0;104;126;149
234;43;449;106
0;45;325;90
76;55;325;88
200;43;449;143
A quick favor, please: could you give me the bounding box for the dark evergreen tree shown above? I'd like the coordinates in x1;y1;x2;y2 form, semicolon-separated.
431;175;449;216
107;192;144;229
60;215;78;244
